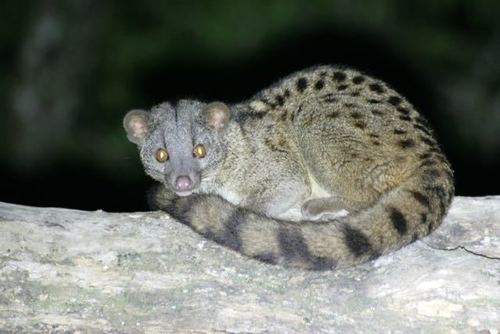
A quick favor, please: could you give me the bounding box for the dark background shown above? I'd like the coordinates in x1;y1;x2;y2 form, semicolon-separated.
1;1;499;212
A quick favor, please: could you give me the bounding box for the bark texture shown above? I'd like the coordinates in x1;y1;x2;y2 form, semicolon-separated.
0;197;499;333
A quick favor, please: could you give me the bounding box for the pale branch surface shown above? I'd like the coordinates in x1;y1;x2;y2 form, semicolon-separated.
0;197;499;333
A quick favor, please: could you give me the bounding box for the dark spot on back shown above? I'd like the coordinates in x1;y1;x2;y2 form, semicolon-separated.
237;110;267;122
414;115;429;127
388;96;402;106
279;110;288;121
333;71;347;81
352;75;365;84
284;89;291;98
419;152;433;160
369;83;385;93
413;123;433;137
315;80;325;90
327;111;340;118
296;77;308;93
350;91;361;97
257;98;275;110
275;95;284;106
341;224;373;257
398;138;416;149
264;137;288;154
367;99;381;104
410;233;419;243
371;140;381;146
293;103;303;120
350;111;363;119
371;109;384;116
337;84;348;91
354;121;367;129
420;159;438;168
369;133;380;138
399;115;412;122
393;129;407;135
303;113;314;127
410;191;431;210
428;183;447;219
388;207;408;235
344;102;355;108
433;185;450;212
420;136;439;148
428;147;442;154
424;169;442;179
420;213;427;225
321;93;338;103
397;107;410;115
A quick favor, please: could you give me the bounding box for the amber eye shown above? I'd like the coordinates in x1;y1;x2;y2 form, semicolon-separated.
155;148;169;162
193;144;206;158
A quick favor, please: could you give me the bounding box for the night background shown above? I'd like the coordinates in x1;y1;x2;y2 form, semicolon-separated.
1;1;499;212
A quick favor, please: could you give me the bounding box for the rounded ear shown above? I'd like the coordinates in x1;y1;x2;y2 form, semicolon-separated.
123;109;150;145
205;102;231;130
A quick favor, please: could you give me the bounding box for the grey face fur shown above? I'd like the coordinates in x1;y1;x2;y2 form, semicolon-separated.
124;100;230;196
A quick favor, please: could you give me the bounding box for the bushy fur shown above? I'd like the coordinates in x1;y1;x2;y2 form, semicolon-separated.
124;65;454;270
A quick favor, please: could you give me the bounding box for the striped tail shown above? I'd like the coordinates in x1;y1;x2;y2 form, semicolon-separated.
152;164;454;271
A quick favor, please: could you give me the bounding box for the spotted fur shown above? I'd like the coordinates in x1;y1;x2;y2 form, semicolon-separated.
127;65;454;271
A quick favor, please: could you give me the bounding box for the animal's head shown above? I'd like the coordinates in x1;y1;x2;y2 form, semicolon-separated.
123;100;231;196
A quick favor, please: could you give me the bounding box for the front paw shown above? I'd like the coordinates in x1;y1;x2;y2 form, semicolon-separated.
301;199;321;219
301;199;350;221
147;185;178;211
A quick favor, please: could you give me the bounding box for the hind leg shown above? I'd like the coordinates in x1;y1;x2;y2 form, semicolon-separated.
301;196;370;221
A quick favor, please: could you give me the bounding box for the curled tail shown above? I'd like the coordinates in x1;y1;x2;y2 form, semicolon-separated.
152;164;454;271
